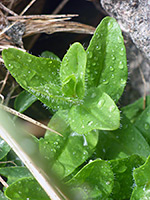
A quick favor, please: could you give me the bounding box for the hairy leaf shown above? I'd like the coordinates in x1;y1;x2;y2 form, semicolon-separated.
0;167;32;185
69;87;120;134
86;17;127;102
2;48;78;109
5;177;49;200
39;110;98;178
108;155;144;199
131;156;150;199
97;114;150;160
67;159;114;199
41;50;61;61
60;42;86;99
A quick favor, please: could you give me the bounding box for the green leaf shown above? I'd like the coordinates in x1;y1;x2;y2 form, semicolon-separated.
41;50;61;61
134;105;150;145
121;96;150;123
0;167;32;185
5;177;49;200
131;156;150;199
60;42;86;99
69;87;120;134
86;17;127;102
14;90;37;113
0;137;11;160
108;155;144;200
0;191;8;200
97;114;150;160
39;110;99;178
2;48;77;109
67;159;114;199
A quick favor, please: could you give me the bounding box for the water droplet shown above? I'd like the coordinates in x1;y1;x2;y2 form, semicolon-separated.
88;51;93;58
96;45;101;50
110;66;114;71
102;79;109;85
17;55;21;59
98;99;105;108
111;74;115;79
107;21;113;30
117;165;127;173
109;105;116;112
28;57;32;62
117;36;122;43
8;63;13;69
120;78;126;84
83;135;88;146
92;62;96;66
111;55;116;61
88;121;93;126
118;61;124;69
42;60;47;65
22;80;27;86
120;48;124;56
106;181;110;185
144;123;149;130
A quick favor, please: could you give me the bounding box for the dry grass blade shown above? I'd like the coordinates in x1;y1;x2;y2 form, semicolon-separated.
24;19;95;37
6;14;95;37
0;104;62;136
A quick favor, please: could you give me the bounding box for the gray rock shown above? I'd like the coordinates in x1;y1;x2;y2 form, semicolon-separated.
101;0;150;104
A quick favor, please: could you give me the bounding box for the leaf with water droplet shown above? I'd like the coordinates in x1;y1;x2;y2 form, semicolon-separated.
41;50;61;61
108;155;144;199
60;42;86;99
5;177;50;200
66;159;114;199
121;96;150;123
134;105;150;145
2;48;78;110
39;110;99;178
0;167;32;185
97;114;150;160
86;17;127;102
131;156;150;200
69;87;120;134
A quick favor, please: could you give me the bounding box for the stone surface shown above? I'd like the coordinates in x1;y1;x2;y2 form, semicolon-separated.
101;0;150;104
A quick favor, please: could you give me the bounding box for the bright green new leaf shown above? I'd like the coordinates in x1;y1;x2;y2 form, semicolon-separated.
121;96;150;123
131;156;150;199
14;90;37;113
0;167;32;185
39;110;99;178
41;50;61;61
5;177;49;200
69;87;120;134
86;17;127;102
97;114;150;160
67;159;114;199
2;48;78;109
60;42;86;99
108;155;144;200
134;105;150;145
0;137;10;160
